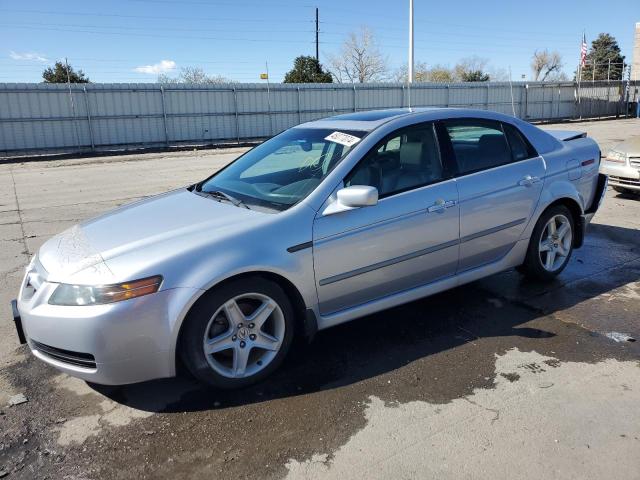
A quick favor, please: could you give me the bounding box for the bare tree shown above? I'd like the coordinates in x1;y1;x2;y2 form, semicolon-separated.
453;56;489;81
158;66;235;84
328;26;388;83
487;66;509;82
392;61;430;82
531;50;563;81
426;65;456;82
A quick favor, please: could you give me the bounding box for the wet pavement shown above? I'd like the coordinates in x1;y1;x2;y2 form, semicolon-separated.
0;118;639;479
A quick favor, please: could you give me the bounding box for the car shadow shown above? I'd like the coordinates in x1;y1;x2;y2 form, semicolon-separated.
90;223;640;413
613;190;640;200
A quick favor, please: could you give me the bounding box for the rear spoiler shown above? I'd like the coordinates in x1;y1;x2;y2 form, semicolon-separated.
544;130;587;142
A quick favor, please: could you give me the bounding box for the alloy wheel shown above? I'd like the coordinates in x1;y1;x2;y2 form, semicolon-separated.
538;214;572;272
203;293;285;379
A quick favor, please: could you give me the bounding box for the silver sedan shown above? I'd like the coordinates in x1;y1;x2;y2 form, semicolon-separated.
13;108;607;389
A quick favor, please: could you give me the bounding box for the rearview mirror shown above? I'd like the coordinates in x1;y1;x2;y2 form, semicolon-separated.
323;185;378;215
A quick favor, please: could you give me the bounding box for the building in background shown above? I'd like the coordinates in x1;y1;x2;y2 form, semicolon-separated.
633;22;640;81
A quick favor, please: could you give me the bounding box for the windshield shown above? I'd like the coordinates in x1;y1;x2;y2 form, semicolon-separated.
198;127;365;211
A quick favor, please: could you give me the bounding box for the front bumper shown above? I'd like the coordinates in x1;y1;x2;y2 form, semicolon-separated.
16;277;200;385
600;161;640;191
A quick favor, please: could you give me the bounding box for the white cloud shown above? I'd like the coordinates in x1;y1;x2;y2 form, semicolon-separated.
134;59;176;74
10;51;48;62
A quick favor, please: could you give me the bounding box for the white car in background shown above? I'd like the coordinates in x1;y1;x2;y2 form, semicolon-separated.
600;138;640;194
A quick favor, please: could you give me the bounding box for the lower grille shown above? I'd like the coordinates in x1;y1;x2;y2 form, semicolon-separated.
31;340;97;369
609;175;640;186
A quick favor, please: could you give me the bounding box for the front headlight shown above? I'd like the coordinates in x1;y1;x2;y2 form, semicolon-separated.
48;275;163;306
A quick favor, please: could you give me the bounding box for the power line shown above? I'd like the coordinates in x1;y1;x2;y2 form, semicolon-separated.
1;19;579;47
0;24;579;54
2;20;318;35
0;24;319;44
0;8;316;24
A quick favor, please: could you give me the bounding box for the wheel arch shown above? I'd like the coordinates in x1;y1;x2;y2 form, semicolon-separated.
535;196;585;248
174;270;314;372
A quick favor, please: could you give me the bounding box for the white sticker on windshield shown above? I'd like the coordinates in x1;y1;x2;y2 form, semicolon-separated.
325;131;361;147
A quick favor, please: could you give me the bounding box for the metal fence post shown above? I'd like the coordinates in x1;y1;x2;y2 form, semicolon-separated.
485;83;490;110
353;85;357;112
82;86;95;151
160;86;169;146
523;84;529;119
446;84;450;108
296;87;302;124
266;85;273;136
233;86;240;143
332;87;336;113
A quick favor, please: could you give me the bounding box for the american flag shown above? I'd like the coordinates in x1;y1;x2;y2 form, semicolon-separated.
580;33;587;67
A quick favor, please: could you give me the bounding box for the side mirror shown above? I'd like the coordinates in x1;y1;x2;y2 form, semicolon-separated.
323;185;378;215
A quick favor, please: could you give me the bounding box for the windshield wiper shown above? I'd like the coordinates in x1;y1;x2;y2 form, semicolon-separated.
202;190;250;209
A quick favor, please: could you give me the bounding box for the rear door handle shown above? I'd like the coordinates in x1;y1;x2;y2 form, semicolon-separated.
518;175;541;187
428;199;457;213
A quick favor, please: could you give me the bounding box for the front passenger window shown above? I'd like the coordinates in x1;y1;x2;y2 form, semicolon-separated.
345;123;443;197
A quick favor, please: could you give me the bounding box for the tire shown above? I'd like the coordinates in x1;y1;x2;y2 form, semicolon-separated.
179;277;295;389
519;205;575;282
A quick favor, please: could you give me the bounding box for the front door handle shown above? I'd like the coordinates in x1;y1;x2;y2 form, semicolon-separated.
518;175;541;187
428;199;457;213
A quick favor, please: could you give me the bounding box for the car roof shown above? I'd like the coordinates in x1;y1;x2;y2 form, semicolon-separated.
295;107;562;155
296;107;520;132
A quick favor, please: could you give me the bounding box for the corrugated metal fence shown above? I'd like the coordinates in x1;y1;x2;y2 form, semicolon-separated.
1;80;638;157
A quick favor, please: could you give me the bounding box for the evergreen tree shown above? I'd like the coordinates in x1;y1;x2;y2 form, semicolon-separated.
580;33;625;81
284;56;333;83
42;62;90;83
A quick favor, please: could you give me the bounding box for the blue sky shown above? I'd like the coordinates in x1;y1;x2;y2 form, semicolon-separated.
0;0;637;83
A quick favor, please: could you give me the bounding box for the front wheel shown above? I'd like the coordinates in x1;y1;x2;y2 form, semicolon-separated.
519;205;574;282
180;277;295;389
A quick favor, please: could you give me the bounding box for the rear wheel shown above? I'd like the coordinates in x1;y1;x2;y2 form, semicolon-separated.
180;277;295;389
519;205;574;282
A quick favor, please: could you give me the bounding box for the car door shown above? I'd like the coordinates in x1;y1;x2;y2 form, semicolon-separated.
441;119;545;272
312;122;460;315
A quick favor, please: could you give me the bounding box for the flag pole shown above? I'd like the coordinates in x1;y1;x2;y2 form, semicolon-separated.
577;31;585;119
407;0;414;110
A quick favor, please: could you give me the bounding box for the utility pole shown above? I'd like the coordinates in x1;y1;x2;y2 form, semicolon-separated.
408;0;414;109
315;7;319;63
408;0;414;84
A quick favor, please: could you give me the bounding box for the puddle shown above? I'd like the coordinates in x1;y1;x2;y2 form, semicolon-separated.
604;332;636;343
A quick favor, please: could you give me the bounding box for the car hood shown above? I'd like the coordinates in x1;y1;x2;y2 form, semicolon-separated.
38;189;263;280
610;137;640;157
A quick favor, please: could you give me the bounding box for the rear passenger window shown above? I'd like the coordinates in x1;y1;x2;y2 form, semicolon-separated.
503;123;537;161
345;123;443;197
443;119;512;175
